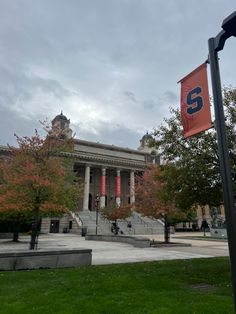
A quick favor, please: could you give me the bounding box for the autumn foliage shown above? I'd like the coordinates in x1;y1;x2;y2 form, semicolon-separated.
135;164;190;242
100;203;132;221
0;131;81;248
135;165;172;215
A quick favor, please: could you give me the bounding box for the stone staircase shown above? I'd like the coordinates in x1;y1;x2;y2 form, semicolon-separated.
127;212;164;235
74;210;164;236
75;210;112;235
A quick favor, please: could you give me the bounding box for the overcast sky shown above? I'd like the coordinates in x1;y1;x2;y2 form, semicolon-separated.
0;1;235;149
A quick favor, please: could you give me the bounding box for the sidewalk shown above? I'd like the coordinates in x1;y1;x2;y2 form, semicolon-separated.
0;232;229;265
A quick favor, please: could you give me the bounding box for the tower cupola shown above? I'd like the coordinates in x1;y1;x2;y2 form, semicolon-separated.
51;111;73;139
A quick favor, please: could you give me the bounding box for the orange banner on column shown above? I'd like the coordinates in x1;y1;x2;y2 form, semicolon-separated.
179;63;212;138
100;175;106;196
116;176;121;197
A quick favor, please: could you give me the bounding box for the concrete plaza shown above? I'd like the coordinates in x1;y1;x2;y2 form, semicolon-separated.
0;232;229;266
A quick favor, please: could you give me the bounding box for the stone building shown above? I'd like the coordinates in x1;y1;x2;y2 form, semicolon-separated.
42;113;163;235
0;113;226;235
0;112;164;235
52;112;159;210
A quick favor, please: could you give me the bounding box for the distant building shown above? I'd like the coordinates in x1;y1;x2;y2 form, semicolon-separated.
51;112;159;211
0;112;160;234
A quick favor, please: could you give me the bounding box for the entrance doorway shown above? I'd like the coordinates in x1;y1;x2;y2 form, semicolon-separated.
50;220;60;233
89;193;93;211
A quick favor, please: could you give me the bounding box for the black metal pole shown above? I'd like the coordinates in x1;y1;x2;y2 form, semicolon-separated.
95;195;99;235
208;37;236;311
96;206;98;235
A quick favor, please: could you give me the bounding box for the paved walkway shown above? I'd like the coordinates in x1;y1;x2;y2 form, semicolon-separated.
0;232;229;265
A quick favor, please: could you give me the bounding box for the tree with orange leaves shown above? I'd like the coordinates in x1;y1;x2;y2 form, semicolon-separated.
135;164;192;243
100;203;132;222
0;131;81;249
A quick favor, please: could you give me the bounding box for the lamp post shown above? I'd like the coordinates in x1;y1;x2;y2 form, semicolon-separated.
95;194;100;235
208;11;236;310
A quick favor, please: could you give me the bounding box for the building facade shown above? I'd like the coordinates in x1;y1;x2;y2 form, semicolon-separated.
0;113;226;234
51;112;159;212
0;113;161;234
44;113;161;233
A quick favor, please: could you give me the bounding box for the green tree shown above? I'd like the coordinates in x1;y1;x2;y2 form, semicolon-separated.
0;131;82;249
151;86;236;214
152;108;220;211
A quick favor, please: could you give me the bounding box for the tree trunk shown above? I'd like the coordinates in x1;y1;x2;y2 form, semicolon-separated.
30;202;40;250
13;231;19;242
164;215;170;243
12;221;19;242
29;221;39;250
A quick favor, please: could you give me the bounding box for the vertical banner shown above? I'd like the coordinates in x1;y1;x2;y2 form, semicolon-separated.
116;172;121;197
179;63;212;138
100;175;106;196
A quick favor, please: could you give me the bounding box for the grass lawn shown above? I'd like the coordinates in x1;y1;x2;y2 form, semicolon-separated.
0;257;233;314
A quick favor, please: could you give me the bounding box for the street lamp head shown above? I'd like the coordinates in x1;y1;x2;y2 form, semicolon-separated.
222;11;236;37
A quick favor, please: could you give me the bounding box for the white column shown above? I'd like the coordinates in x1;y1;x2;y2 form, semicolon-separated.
100;167;106;208
83;165;90;211
130;170;135;205
116;169;121;207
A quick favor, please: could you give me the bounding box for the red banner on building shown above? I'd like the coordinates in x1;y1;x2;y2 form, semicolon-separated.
179;63;212;138
116;176;121;197
100;175;106;196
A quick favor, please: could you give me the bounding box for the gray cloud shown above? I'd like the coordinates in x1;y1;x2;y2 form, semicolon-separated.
164;90;178;103
0;106;43;146
123;91;137;102
74;120;142;150
0;0;235;148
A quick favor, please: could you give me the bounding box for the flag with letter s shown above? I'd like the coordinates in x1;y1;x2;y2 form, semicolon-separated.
179;63;212;138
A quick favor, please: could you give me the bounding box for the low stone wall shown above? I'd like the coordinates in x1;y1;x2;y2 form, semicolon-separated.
210;228;227;239
0;249;92;271
0;233;13;239
85;234;150;248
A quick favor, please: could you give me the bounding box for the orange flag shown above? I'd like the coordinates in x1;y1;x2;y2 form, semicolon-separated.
179;63;212;138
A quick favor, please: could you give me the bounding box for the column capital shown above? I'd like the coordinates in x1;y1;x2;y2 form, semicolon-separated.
101;167;106;176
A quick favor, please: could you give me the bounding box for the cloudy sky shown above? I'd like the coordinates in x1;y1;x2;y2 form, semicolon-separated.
0;1;235;149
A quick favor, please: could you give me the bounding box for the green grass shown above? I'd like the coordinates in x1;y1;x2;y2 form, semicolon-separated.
0;257;233;314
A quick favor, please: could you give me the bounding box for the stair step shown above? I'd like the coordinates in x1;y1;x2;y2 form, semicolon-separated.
74;210;164;236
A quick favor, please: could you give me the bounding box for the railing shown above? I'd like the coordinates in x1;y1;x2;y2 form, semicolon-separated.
70;211;83;226
131;212;149;227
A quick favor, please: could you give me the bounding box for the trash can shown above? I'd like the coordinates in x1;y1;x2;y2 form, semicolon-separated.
81;227;87;237
63;227;68;233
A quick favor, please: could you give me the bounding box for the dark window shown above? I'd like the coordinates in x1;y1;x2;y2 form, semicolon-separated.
50;220;60;233
89;194;93;211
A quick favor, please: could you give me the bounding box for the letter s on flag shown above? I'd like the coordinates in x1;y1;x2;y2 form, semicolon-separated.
179;63;212;138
